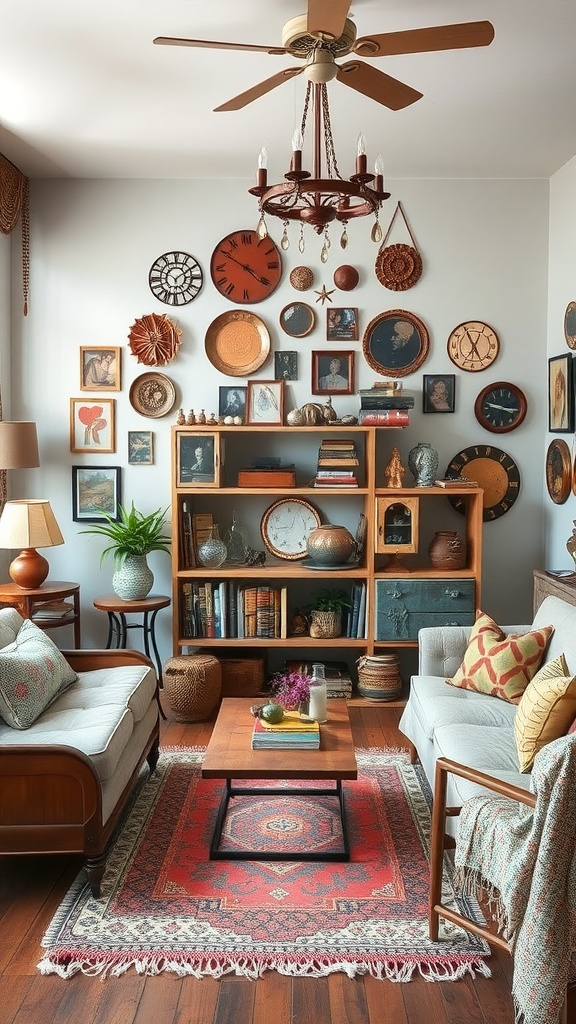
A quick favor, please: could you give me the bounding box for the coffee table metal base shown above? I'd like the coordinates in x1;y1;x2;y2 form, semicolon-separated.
209;778;350;862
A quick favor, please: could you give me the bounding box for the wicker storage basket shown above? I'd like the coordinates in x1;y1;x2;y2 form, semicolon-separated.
356;653;402;701
163;654;222;721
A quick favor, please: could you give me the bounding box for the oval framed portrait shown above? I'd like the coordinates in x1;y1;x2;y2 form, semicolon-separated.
546;438;571;504
279;302;316;338
564;301;576;350
362;309;429;378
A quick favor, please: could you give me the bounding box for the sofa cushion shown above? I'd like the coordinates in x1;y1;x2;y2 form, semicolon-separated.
446;611;553;703
407;674;517;743
0;619;78;729
432;723;531;805
514;654;576;771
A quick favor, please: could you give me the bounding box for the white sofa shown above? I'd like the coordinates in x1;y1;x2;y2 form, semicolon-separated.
0;608;159;896
399;595;574;819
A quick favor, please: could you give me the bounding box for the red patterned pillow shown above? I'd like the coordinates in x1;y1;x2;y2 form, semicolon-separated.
446;611;554;703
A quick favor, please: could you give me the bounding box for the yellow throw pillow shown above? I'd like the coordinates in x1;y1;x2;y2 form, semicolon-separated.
514;654;576;771
446;611;554;703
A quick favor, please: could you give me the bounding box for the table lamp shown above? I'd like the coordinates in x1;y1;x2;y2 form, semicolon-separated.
0;421;40;469
0;499;64;589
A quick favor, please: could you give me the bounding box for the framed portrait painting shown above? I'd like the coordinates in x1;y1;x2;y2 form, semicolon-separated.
218;385;247;421
70;398;115;453
362;309;429;378
72;466;120;522
128;430;154;465
246;380;285;425
423;374;455;413
548;353;573;432
79;347;121;391
274;350;298;381
312;350;355;395
326;307;358;342
176;431;220;487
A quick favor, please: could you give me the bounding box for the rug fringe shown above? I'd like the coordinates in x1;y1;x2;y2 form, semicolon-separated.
37;950;492;982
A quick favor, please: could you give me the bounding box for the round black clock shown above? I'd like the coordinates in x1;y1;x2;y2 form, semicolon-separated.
149;251;203;306
474;381;527;433
445;444;521;521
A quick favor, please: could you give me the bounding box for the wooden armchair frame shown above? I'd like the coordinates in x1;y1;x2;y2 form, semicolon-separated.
429;756;570;1023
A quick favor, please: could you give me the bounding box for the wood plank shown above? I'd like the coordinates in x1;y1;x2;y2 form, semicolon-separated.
174;977;221;1024
292;976;331;1023
252;972;292;1024
89;976;146;1024
132;976;183;1023
213;976;256;1024
364;973;408;1023
327;973;370;1024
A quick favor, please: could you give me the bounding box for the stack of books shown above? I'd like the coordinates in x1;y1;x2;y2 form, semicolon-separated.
358;384;415;427
313;438;359;487
251;710;320;749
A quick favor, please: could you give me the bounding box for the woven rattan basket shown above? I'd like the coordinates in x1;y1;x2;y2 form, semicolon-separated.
356;654;402;701
163;654;222;721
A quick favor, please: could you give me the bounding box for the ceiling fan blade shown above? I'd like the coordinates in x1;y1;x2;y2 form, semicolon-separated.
354;21;494;58
214;67;303;112
337;61;422;111
153;36;288;55
307;0;352;40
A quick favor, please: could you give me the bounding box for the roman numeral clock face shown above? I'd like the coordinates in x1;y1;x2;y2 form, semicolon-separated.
210;230;282;304
149;251;203;306
446;444;521;521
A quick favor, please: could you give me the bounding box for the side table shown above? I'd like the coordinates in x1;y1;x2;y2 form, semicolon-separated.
92;594;171;688
0;581;81;647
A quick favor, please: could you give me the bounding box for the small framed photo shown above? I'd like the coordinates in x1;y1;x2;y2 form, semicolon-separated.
128;430;154;465
218;386;247;421
279;302;316;338
246;380;285;425
70;398;115;453
423;374;456;413
72;466;121;522
312;350;355;395
176;431;221;487
549;353;574;432
79;347;121;391
274;351;298;381
327;307;358;341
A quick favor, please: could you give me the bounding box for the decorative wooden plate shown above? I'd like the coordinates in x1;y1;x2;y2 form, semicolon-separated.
129;372;176;418
279;302;316;338
546;438;571;504
128;313;182;366
564;301;576;350
205;310;270;376
375;244;422;291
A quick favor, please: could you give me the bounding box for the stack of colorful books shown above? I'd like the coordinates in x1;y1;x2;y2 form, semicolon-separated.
251;710;320;749
313;438;359;487
357;384;415;426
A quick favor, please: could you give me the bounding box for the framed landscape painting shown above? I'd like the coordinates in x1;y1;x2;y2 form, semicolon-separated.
72;466;121;522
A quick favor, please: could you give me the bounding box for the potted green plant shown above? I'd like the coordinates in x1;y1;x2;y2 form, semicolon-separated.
80;503;170;600
308;588;351;639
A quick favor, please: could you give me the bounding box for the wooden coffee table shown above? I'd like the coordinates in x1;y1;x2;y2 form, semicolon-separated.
202;697;358;862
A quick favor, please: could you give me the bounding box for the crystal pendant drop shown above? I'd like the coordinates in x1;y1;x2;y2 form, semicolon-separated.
371;217;383;243
320;241;329;263
340;225;349;249
256;214;268;239
281;222;290;250
298;226;305;254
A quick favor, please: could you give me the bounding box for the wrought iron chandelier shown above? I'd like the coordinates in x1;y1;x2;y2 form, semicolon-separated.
249;67;390;262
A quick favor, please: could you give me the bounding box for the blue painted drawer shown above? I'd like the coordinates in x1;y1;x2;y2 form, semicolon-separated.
375;578;475;641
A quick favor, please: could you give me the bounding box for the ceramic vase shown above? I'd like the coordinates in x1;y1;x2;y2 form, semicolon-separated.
306;524;355;566
408;441;439;487
112;555;154;600
429;531;466;570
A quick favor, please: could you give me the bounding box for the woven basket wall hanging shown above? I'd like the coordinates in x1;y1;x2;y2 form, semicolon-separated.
375;201;422;291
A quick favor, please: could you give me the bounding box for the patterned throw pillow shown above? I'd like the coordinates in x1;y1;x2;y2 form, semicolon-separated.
514;654;576;771
446;611;553;703
0;619;77;729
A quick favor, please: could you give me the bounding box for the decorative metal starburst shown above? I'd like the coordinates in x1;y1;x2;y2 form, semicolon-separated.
314;286;335;305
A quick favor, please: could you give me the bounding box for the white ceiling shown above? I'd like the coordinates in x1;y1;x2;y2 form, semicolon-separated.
2;0;576;181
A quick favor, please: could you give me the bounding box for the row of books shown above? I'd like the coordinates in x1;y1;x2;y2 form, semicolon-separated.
251;710;320;749
179;506;216;570
315;437;359;487
346;582;367;639
181;581;288;639
283;660;354;699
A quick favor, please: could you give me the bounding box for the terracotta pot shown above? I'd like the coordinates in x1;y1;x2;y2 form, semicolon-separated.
306;524;355;566
428;531;465;570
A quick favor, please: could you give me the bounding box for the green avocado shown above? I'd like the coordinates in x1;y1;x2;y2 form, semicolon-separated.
261;702;284;724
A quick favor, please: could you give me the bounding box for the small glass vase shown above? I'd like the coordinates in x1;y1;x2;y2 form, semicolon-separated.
197;527;227;568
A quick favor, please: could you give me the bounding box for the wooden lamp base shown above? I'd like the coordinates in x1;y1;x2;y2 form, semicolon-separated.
9;548;49;590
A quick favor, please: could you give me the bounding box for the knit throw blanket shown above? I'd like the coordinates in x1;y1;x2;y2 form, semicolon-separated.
454;733;576;1024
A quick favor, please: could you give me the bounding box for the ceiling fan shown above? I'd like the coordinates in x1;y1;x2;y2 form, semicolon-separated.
153;0;494;113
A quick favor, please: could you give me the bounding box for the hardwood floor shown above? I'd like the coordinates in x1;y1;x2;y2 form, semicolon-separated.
0;701;517;1024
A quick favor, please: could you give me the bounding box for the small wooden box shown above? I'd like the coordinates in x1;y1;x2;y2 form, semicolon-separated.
237;468;296;487
205;653;266;697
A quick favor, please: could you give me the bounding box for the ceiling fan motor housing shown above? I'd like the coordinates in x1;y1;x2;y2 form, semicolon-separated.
281;14;357;59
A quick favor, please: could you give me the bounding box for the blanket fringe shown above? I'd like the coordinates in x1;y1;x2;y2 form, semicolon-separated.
37;950;492;982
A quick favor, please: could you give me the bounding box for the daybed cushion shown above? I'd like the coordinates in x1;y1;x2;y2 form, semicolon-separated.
446;610;553;703
514;654;576;771
0;619;77;729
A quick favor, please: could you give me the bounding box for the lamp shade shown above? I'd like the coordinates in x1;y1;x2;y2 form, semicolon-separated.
0;500;64;549
0;422;40;469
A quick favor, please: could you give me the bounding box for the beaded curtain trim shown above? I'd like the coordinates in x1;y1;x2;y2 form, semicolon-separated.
0;153;30;315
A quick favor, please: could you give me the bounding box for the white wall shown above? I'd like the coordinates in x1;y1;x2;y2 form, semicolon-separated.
10;176;550;663
546;155;576;568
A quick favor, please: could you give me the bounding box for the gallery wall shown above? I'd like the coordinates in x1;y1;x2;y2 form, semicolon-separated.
8;174;550;664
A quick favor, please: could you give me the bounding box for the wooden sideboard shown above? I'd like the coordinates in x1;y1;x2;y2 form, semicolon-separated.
533;569;576;615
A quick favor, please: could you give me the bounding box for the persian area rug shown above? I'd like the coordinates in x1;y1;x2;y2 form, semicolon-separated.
38;747;491;981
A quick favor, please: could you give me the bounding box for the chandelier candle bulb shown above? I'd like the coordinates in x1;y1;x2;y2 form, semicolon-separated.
257;147;267;187
375;154;384;192
356;133;367;175
291;129;303;172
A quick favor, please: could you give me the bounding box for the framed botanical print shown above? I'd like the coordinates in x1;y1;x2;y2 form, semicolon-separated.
312;350;354;395
176;431;220;487
128;430;154;465
548;353;573;432
423;374;455;413
326;307;358;341
362;309;429;378
70;398;115;453
72;466;121;522
79;347;121;391
246;380;285;425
